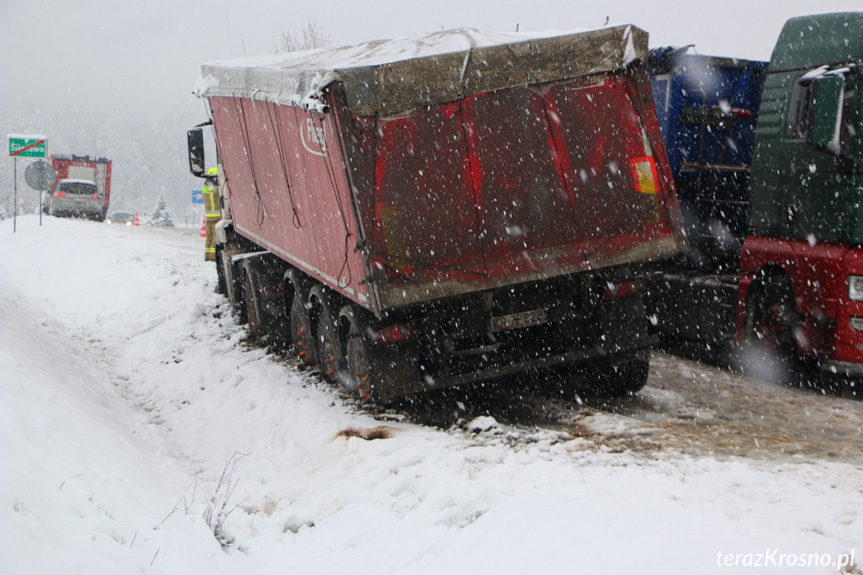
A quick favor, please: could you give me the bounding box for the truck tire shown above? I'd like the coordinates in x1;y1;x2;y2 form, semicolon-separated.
595;358;649;396
346;334;375;402
342;304;376;402
290;290;316;367
742;276;798;384
291;290;318;367
285;270;316;366
309;286;344;385
243;269;263;340
215;246;227;295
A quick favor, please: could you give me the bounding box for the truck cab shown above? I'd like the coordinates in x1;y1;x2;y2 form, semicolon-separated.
648;12;863;380
739;13;863;374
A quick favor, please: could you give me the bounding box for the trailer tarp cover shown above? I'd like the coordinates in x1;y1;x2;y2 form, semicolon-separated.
195;25;647;116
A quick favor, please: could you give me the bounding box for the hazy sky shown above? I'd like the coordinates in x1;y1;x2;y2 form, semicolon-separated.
2;0;862;215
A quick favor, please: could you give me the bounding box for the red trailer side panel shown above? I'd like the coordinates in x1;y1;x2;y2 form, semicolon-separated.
209;96;369;306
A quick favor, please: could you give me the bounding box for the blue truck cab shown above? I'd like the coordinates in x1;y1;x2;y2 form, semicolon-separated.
648;47;767;269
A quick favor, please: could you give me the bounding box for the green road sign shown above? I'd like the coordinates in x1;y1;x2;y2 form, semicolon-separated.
8;136;47;158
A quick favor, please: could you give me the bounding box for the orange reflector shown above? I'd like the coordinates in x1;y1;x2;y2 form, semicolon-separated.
631;156;658;194
372;323;418;345
602;279;646;300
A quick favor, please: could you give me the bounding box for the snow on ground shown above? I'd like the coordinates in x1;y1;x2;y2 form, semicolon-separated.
1;215;862;574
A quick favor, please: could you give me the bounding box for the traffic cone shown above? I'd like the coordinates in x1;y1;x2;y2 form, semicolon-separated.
133;212;140;227
200;215;207;238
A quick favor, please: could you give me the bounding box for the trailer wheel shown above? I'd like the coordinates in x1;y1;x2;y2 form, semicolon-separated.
341;305;375;402
243;269;263;340
743;277;798;383
215;246;227;295
347;332;375;402
290;291;316;367
310;287;344;385
594;358;649;396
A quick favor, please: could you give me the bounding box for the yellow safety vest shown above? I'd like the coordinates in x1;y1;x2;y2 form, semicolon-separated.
202;181;220;221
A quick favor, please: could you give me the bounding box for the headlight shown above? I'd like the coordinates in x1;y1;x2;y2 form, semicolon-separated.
849;275;863;302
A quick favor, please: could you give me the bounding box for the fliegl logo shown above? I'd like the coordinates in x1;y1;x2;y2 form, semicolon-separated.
301;118;327;157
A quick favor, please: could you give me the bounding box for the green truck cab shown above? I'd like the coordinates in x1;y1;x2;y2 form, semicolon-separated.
739;13;863;373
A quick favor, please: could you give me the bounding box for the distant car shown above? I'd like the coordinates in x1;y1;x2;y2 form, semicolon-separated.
49;179;106;221
107;211;135;225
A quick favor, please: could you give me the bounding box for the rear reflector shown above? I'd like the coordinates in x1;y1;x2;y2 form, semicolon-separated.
630;156;659;194
373;324;418;345
602;279;646;300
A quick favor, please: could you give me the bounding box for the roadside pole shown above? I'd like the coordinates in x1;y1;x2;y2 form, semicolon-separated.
13;156;17;233
25;160;55;227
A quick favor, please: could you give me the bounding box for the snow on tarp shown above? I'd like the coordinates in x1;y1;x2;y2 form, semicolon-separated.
195;25;647;116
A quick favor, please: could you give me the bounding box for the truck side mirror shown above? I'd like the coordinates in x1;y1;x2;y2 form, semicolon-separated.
811;76;844;153
187;128;205;177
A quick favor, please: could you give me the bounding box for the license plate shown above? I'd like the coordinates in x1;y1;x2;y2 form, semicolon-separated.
490;309;547;331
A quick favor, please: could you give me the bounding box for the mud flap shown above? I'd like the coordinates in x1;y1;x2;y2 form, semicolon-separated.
596;293;650;356
341;304;422;404
366;342;422;404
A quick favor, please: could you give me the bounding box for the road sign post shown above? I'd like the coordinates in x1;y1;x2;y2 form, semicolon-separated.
25;160;56;226
8;134;48;233
12;157;16;233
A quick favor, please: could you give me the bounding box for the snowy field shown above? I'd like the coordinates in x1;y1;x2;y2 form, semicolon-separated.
1;215;862;574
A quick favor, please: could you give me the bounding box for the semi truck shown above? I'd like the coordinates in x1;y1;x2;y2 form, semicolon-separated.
646;12;863;381
47;154;113;221
189;25;684;403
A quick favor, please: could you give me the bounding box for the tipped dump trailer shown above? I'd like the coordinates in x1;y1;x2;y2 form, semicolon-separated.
190;25;683;402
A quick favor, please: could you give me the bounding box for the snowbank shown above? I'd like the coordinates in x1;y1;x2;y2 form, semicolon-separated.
1;215;861;574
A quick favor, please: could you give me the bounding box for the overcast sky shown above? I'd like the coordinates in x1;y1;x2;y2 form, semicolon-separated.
1;0;862;215
4;0;862;124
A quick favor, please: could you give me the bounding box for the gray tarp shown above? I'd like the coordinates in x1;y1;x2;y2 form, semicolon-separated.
196;25;647;117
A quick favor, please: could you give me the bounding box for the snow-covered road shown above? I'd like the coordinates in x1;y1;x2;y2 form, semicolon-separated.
2;215;862;574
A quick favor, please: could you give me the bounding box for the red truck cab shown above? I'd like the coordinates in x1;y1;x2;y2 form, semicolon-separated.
737;13;863;376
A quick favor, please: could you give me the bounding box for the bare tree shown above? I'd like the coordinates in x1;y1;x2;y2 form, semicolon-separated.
273;21;331;53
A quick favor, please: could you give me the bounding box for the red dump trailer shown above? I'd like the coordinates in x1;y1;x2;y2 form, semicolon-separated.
190;25;684;403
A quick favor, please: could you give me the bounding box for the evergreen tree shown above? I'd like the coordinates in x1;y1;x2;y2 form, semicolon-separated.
148;195;174;227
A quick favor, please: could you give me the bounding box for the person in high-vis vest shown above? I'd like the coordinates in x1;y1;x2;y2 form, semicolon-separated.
202;167;220;261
